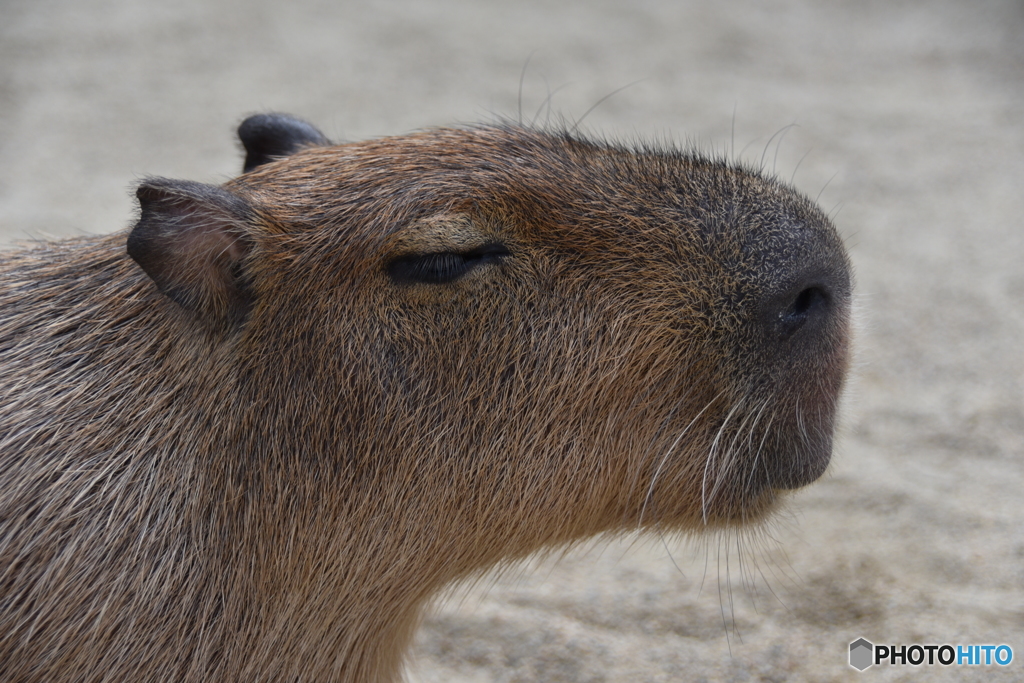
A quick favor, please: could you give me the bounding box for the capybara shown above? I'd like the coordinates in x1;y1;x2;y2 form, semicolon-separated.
0;114;852;682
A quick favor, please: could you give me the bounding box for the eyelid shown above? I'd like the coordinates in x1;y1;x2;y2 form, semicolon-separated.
386;243;511;285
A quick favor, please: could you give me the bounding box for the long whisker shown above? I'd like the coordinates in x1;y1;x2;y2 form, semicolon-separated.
638;390;723;529
716;533;733;655
701;397;744;524
569;80;647;134
746;533;791;615
794;396;810;469
739;400;772;488
745;409;778;509
626;360;698;525
706;394;760;507
517;52;535;126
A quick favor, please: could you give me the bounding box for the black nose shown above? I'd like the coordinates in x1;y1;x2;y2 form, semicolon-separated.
754;264;851;490
776;283;832;340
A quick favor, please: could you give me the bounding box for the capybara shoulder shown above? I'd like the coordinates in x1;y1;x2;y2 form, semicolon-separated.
0;113;852;682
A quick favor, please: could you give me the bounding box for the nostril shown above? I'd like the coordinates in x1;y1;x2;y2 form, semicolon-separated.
792;286;827;317
778;286;829;338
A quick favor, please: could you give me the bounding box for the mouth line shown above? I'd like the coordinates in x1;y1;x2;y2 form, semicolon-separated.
693;430;835;525
757;432;835;491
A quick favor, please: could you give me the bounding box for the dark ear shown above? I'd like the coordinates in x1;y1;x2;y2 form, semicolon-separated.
128;179;254;327
238;113;329;172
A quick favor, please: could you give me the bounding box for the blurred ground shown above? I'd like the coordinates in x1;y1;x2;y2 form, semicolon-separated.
2;0;1022;680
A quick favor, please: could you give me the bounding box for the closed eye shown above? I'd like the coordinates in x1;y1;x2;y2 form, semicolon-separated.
387;243;511;285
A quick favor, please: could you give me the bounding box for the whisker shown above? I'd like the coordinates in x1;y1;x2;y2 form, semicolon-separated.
627;361;698;525
706;394;760;507
790;147;812;186
814;170;839;205
530;79;569;128
517;52;535;126
701;397;744;524
696;533;712;601
715;533;733;655
744;405;777;503
569;80;647;134
726;530;741;642
794;396;809;457
748;538;792;615
656;526;687;579
759;123;798;173
639;390;723;529
730;104;737;161
736;531;758;602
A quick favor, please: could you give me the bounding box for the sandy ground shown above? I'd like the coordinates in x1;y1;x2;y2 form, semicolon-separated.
2;0;1022;680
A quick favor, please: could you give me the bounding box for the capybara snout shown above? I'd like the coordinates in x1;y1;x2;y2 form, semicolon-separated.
0;113;852;682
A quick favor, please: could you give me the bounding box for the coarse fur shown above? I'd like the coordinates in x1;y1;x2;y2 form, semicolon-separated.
0;115;852;682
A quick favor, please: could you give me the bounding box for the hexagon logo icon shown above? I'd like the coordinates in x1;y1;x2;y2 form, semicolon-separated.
850;638;874;671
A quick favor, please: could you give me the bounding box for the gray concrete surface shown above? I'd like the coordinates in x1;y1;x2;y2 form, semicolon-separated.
2;0;1023;680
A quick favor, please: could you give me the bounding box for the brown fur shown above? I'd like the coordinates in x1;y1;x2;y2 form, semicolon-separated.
0;118;852;682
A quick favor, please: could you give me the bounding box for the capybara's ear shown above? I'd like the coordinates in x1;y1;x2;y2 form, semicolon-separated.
128;179;254;327
237;113;330;172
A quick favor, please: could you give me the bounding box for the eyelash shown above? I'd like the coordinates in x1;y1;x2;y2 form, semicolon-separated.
386;243;511;285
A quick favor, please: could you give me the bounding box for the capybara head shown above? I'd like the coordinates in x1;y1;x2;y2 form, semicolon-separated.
1;113;852;682
155;114;849;521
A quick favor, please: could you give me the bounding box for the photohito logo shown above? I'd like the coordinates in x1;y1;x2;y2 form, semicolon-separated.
849;638;1013;671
